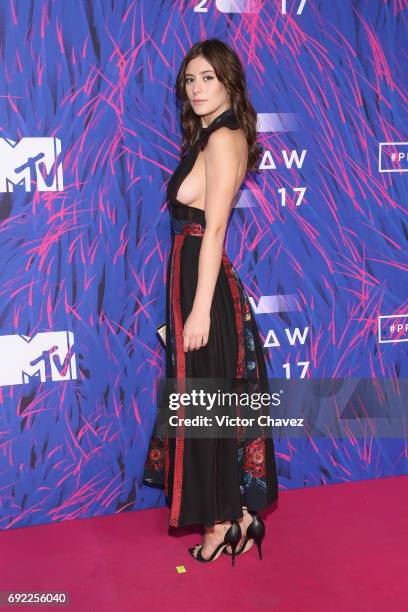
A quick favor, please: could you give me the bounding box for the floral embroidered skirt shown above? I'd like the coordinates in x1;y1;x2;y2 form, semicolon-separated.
143;212;279;528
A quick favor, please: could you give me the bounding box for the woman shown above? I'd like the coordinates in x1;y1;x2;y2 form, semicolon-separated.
143;39;279;566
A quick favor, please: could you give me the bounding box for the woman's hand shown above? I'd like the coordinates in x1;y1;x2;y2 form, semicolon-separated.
183;307;210;352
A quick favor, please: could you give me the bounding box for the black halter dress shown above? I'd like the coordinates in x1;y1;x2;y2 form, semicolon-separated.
143;108;279;528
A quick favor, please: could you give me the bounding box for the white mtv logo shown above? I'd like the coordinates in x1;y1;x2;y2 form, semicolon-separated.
0;137;63;192
0;331;76;387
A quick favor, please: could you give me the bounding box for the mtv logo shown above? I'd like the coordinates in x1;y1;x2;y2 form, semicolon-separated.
0;137;63;192
0;331;76;387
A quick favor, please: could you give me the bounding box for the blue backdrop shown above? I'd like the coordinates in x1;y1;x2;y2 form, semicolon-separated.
0;0;406;530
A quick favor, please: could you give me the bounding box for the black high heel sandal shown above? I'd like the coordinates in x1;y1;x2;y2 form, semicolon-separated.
188;520;241;566
223;510;265;559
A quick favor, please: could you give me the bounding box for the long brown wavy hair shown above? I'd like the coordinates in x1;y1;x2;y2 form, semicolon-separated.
174;39;262;172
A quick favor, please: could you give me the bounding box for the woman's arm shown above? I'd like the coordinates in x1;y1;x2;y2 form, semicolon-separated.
183;128;242;352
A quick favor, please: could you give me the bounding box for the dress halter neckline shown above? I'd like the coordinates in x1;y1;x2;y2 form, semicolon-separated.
199;108;236;134
197;108;239;150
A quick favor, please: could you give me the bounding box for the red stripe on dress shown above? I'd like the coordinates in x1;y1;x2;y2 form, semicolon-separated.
172;235;186;377
169;234;186;527
164;240;176;498
222;253;245;377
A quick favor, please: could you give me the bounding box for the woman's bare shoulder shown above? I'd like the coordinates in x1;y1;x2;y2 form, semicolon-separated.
204;126;247;158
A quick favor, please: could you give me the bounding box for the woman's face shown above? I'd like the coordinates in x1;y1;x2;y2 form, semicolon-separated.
184;55;229;121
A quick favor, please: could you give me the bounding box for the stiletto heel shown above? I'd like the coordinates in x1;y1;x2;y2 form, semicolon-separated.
229;539;238;567
188;520;241;565
247;512;265;560
223;510;266;558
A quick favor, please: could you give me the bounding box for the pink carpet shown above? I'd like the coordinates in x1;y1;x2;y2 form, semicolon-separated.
1;475;407;611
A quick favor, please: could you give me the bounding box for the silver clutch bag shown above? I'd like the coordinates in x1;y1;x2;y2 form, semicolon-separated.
156;323;166;347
